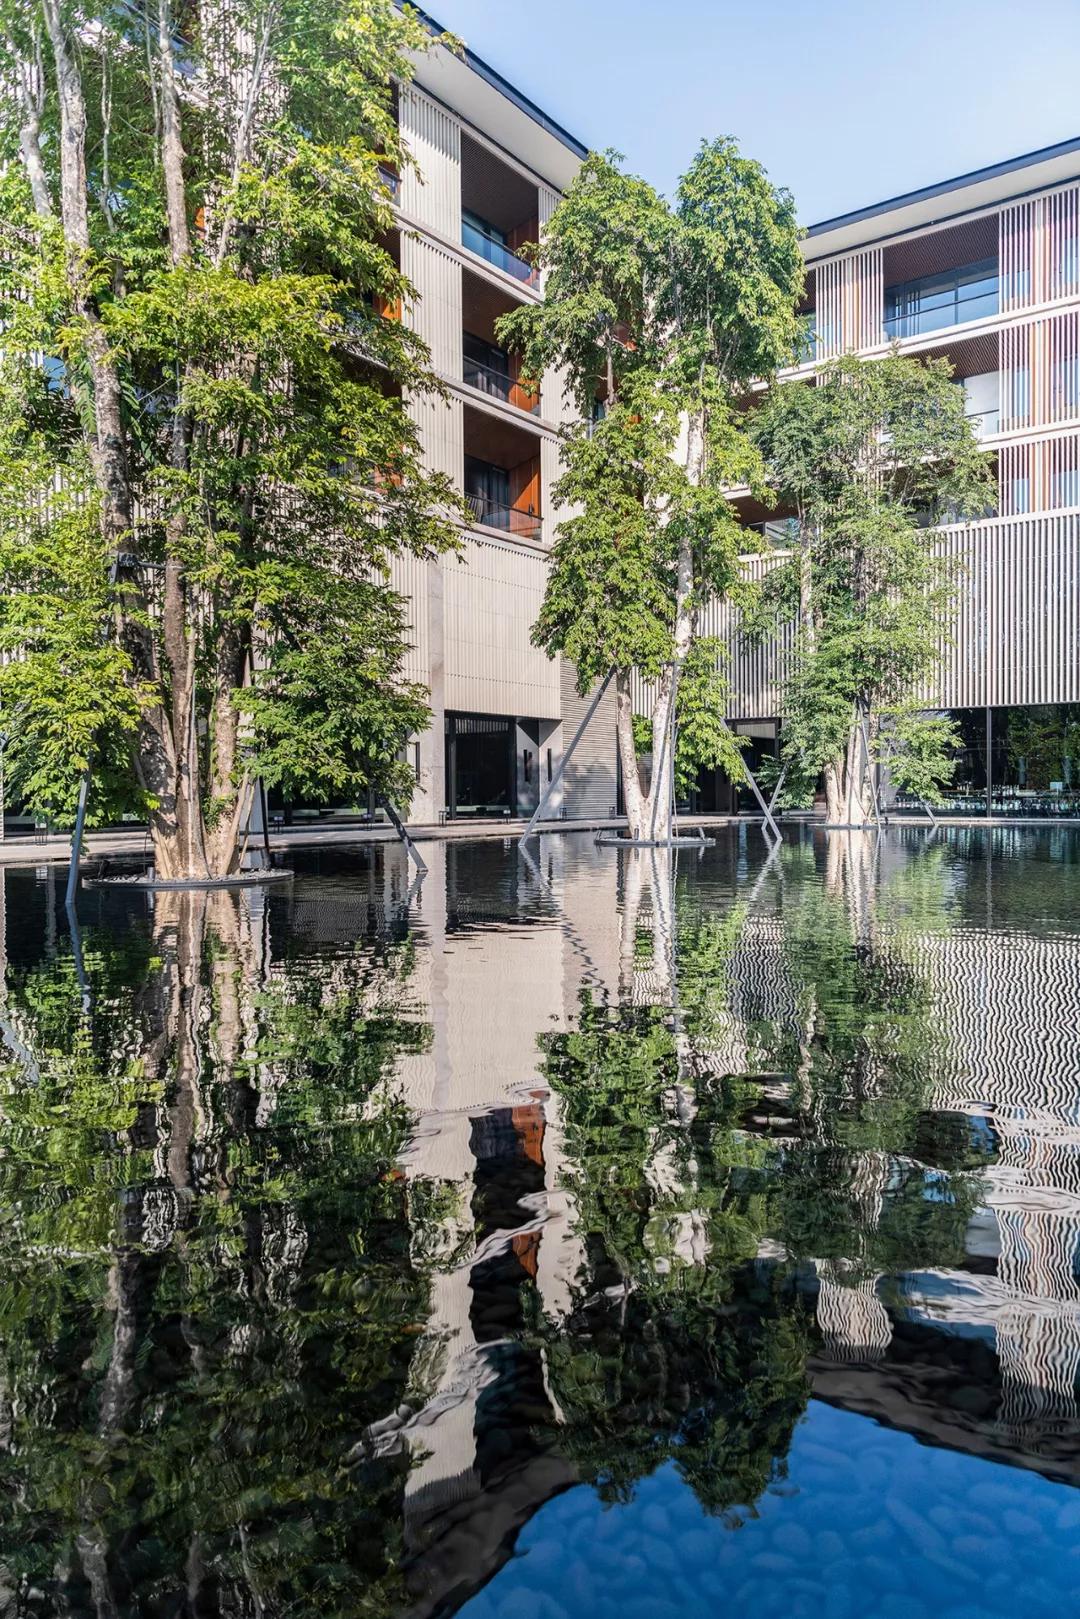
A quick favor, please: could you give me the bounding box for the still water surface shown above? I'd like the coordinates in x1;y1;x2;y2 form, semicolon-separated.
1;827;1079;1616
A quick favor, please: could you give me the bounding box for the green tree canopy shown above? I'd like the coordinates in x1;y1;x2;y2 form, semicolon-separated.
747;352;994;823
499;143;805;840
0;884;445;1615
0;0;461;873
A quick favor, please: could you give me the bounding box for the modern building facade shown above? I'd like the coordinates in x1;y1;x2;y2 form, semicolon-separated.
384;28;619;825
722;139;1080;816
393;29;1080;824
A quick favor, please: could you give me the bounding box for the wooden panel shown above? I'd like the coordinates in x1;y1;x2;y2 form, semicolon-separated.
1000;433;1080;516
1000;311;1080;432
507;217;539;256
508;355;539;414
510;454;541;518
881;216;998;287
1001;184;1080;312
815;247;883;358
1002;198;1039;312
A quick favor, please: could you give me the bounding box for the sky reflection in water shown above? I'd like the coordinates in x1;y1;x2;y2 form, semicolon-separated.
1;826;1079;1617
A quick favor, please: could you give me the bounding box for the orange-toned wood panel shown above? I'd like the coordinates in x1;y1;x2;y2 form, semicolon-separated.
510;455;541;519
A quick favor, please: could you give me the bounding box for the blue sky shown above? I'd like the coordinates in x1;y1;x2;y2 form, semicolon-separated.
428;0;1080;224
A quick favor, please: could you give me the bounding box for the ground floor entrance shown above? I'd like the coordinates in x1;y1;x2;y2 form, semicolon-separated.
680;719;781;817
442;713;557;821
444;714;515;819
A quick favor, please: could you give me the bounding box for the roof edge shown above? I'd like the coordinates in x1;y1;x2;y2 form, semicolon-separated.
806;134;1080;238
411;6;589;161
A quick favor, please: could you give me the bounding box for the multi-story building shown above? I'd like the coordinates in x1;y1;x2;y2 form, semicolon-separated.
385;26;619;825
725;138;1080;816
389;24;1080;824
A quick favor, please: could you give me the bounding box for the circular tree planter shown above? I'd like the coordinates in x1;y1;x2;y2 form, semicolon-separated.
83;869;294;891
593;833;715;848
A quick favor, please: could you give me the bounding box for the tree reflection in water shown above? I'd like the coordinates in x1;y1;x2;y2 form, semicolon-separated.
533;837;989;1520
0;886;442;1617
2;833;1073;1619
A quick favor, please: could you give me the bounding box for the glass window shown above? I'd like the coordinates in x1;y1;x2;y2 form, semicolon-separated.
464;333;512;401
1053;351;1080;416
884;257;999;339
1052;467;1080;508
461;210;535;284
464;455;510;529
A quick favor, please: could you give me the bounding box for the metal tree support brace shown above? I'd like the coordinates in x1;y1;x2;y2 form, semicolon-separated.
65;773;91;908
519;670;614;844
742;755;783;842
858;714;883;830
379;795;428;874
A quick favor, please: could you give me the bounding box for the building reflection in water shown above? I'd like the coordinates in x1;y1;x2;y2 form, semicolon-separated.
0;827;1079;1616
383;831;1080;1613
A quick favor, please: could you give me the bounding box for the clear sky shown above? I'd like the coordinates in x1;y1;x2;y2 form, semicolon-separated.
427;0;1080;225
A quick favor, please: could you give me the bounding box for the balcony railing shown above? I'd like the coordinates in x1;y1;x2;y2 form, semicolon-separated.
884;274;999;340
746;518;802;547
463;353;540;414
462;218;537;285
465;492;542;540
967;407;1000;438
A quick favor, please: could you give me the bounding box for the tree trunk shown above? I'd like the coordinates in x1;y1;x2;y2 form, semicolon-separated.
646;662;675;844
151;0;244;882
39;0;180;860
824;704;876;826
11;40;53;218
824;758;846;825
36;0;251;885
615;671;647;839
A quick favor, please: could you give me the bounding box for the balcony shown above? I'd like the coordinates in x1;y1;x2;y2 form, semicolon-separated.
884;257;999;341
746;517;803;547
967;408;1000;438
461;271;540;416
463;407;542;543
460;133;539;288
464;489;542;540
462;213;537;285
464;350;540;413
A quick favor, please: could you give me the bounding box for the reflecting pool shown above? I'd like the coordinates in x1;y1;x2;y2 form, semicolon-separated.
1;826;1079;1617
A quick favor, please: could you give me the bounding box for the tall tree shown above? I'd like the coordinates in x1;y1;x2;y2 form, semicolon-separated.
0;0;460;876
747;353;993;824
499;144;804;841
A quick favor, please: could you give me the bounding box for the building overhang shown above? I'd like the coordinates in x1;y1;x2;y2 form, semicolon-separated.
804;135;1080;263
408;10;587;194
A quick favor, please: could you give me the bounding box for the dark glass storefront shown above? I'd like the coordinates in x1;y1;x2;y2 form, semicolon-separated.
676;721;781;817
682;707;1080;823
444;713;515;819
892;705;1080;818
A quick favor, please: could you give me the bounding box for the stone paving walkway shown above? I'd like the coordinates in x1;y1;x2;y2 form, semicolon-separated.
0;815;647;867
5;811;1080;868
